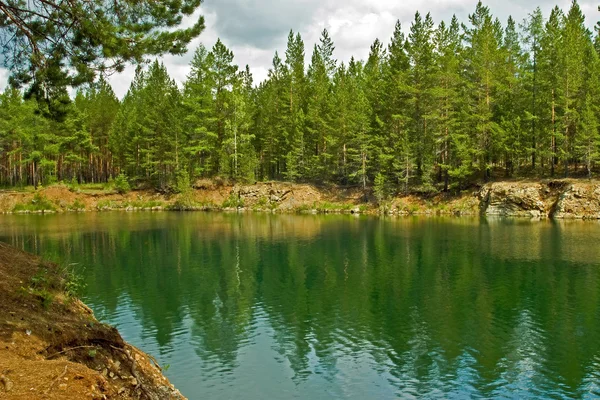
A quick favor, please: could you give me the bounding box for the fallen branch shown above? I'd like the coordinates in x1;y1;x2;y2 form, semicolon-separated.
145;352;162;372
46;345;97;359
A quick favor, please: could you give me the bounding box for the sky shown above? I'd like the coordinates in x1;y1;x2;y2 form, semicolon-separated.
0;0;598;98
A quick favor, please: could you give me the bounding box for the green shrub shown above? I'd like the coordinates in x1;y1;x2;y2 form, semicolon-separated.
174;169;191;194
68;176;80;192
222;193;244;208
69;199;85;211
25;263;86;308
374;173;386;202
13;193;57;212
113;173;131;194
60;263;86;298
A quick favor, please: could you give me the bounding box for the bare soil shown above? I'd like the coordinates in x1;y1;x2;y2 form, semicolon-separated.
0;242;185;399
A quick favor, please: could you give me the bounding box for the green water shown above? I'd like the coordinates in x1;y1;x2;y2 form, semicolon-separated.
1;213;600;399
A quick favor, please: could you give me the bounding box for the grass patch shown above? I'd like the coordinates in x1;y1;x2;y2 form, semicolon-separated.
124;200;164;209
222;193;244;208
96;199;123;210
315;201;353;211
168;192;214;210
23;263;85;309
13;193;57;212
68;198;86;211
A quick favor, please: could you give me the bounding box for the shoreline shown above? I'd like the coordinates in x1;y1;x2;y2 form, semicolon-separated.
0;242;185;399
0;179;599;219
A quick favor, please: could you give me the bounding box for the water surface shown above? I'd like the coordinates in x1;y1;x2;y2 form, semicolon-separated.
0;213;599;399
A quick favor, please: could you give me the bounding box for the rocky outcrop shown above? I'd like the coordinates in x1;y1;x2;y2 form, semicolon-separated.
230;182;325;211
553;183;600;219
479;182;549;218
479;181;600;219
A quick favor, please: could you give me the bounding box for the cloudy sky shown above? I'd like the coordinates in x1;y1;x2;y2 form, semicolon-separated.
1;0;599;97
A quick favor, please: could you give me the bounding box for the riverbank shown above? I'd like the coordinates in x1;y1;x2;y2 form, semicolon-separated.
0;241;184;399
0;179;599;219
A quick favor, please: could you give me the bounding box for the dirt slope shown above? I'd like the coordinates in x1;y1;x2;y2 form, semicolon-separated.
0;242;185;399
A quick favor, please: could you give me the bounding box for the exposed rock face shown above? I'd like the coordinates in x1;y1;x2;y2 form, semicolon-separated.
553;183;600;219
479;182;549;218
230;182;325;211
480;181;600;219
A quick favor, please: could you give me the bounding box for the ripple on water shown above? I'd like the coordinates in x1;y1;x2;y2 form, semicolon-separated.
1;213;600;400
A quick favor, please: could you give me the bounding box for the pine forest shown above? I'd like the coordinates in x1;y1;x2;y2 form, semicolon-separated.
1;1;599;195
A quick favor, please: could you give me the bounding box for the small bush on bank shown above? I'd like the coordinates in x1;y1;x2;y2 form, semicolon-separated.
222;193;244;209
173;169;191;194
113;174;131;194
13;193;57;212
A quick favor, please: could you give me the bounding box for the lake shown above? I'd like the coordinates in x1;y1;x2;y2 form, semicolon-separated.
0;212;599;399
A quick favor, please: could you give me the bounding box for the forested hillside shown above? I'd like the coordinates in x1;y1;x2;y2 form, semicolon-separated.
1;1;599;194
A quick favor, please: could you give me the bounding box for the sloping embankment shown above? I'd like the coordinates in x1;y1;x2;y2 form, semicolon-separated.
0;242;185;399
0;179;599;218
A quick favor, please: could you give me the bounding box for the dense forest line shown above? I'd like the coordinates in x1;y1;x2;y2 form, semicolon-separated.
0;1;599;194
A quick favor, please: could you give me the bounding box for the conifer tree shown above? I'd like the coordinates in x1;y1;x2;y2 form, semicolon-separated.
255;52;289;179
463;1;504;180
432;16;467;190
210;39;239;176
75;77;119;182
345;58;373;190
560;1;588;176
406;12;436;188
384;21;412;191
522;8;545;169
284;31;307;181
363;39;387;178
306;36;334;180
538;7;565;176
183;44;218;177
497;16;527;176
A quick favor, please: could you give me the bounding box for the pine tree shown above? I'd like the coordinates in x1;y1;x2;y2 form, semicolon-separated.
432;16;467;191
1;0;205;113
384;21;412;191
255;52;289;179
306;34;335;180
522;8;545;169
560;0;588;177
462;1;504;180
578;93;600;177
183;44;218;177
538;7;565;176
345;58;373;190
363;39;387;180
110;61;182;189
0;88;49;186
284;31;307;181
221;67;257;181
111;67;145;180
210;39;239;176
75;77;119;182
60;98;97;182
577;26;600;177
331;62;351;181
497;16;527;176
406;12;436;188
